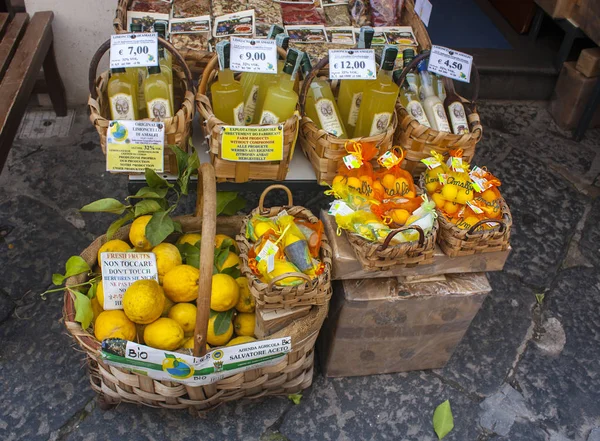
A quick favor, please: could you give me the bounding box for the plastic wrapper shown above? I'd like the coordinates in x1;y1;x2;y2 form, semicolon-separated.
277;215;316;273
325;5;353;26
422;151;449;194
470;167;503;220
349;0;372;26
172;0;211;17
256;259;306;286
370;0;399;26
373;148;417;200
211;0;250;17
246;215;279;242
281;2;326;25
370;197;423;226
335;210;391;243
248;0;283;28
329;177;376;211
295;219;323;258
331;141;379;198
439;149;474;205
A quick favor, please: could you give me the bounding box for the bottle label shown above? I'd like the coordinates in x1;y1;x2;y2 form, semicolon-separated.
315;98;344;137
243;85;259;125
147;98;172;119
369;112;392;136
233;102;245;126
259;110;279;125
431;102;450;132
406;100;430;127
109;93;136;120
347;92;362;127
448;101;470;135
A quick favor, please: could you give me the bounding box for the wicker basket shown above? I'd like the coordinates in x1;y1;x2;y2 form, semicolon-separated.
88;37;195;174
394;52;483;178
63;164;327;413
113;0;213;76
237;185;333;310
196;49;301;183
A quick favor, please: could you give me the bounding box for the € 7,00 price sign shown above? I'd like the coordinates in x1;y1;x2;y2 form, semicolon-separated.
427;45;473;83
110;32;159;69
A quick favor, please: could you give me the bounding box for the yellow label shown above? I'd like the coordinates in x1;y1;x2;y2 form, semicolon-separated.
221;125;284;162
106;121;164;172
147;98;172;119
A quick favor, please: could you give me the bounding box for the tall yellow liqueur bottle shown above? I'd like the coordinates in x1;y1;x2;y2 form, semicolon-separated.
259;48;303;125
395;70;430;128
211;40;245;125
444;81;470;135
240;24;284;125
353;45;400;138
144;64;172;120
129;23;146;118
253;33;289;124
302;54;347;138
337;26;375;138
154;22;174;116
108;67;139;120
418;59;451;132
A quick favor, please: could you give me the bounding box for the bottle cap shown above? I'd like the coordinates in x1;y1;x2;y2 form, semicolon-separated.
300;52;313;76
153;21;167;37
402;48;415;67
417;58;429;73
283;48;303;79
275;33;290;52
267;24;285;40
148;65;162;75
216;40;230;70
358;26;374;49
111;67;127;74
381;45;398;71
130;23;143;33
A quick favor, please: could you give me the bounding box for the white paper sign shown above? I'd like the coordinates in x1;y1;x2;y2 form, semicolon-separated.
428;45;473;83
100;252;158;310
110;33;159;69
230;37;278;74
329;49;377;80
106;121;165;173
415;0;433;27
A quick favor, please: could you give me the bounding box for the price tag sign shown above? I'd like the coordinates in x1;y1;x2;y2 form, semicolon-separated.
230;37;278;74
110;33;159;69
428;45;473;83
106;121;165;172
329;49;376;80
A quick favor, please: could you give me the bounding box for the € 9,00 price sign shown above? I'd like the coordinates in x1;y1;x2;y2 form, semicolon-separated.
229;37;278;74
110;32;159;69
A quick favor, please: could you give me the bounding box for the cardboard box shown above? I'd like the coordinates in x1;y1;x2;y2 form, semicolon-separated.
551;61;600;130
535;0;575;18
576;48;600;78
318;274;491;377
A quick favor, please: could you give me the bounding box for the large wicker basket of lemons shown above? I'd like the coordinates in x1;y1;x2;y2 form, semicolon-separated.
58;162;327;412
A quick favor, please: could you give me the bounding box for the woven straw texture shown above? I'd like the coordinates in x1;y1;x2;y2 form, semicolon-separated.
196;52;300;183
237;186;333;309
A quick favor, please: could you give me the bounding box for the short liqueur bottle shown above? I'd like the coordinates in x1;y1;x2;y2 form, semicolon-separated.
144;64;172;120
211;40;245;125
418;59;451;132
254;33;289;124
108;67;139;120
444;81;470;135
395;70;430;127
353;45;400;138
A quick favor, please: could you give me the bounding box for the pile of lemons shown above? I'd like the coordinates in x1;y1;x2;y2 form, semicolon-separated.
92;215;256;352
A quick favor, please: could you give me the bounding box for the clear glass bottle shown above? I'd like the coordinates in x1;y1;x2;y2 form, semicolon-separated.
403;48;420;95
417;59;451;132
395;70;430;128
444;81;470;135
144;64;172;120
211;40;245;125
108;67;139;120
154;22;174;116
302;54;347;138
129;22;146;118
353;45;400;138
337;26;375;138
253;33;289;124
434;74;446;101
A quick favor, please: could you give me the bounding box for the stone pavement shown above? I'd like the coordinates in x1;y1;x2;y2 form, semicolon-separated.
0;101;599;441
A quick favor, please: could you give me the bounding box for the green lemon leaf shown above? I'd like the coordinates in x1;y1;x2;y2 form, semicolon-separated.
73;289;94;330
52;273;66;286
215;248;230;271
169;144;189;180
220;266;241;279
221;195;246;216
209;309;218;319
80;198;127;214
177;243;200;268
213;309;234;336
106;212;134;240
187;147;200;170
173;220;183;233
219;238;234;251
288;394;302;405
433;400;454;440
88;282;98;299
145;168;173;189
134;199;162;217
216;192;238;215
65;256;90;279
145;211;175;247
127;186;169;199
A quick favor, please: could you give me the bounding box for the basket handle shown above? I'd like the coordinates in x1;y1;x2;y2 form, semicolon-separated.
267;272;312;291
258;185;294;214
88;35;194;99
466;218;506;236
377;225;425;251
192;163;217;357
394;51;480;105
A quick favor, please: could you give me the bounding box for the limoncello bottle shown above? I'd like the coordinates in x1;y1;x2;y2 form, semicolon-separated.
211;40;245;125
302;53;347;138
253;33;289;124
354;45;400;138
403;48;420;94
418;59;451;132
129;22;146;118
444;81;470;135
108;67;139;120
144;64;172;120
154;22;174;115
259;48;303;125
395;70;430;127
337;26;374;138
240;24;284;125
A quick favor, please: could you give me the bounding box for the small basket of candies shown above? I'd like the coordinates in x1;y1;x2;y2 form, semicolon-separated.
421;149;512;257
326;143;438;271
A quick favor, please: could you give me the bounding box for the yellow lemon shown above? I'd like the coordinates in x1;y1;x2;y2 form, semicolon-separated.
144;318;184;350
455;190;474;205
372;181;385;196
226;336;256;346
122;279;165;324
211;274;240;312
161;294;174;317
177;233;202;247
432;192;446;209
382;174;396;190
332;175;345;186
207;315;234;346
152;243;182;283
129;215;153;251
215;234;239;253
94;310;136;341
359;175;373;187
482;189;497;202
254;221;276;239
182;337;210;351
346;177;361;190
425;180;440;193
390;209;410;225
96;281;105;309
97;239;130;267
234;312;255;337
168;303;197;334
163;265;199;302
235;277;255;313
444;201;460;214
441;185;458;201
91;296;103;323
217;252;240;272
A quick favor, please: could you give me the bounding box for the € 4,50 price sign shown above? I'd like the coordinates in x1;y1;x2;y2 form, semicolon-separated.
230;37;278;74
427;45;473;83
329;49;377;80
110;32;159;69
